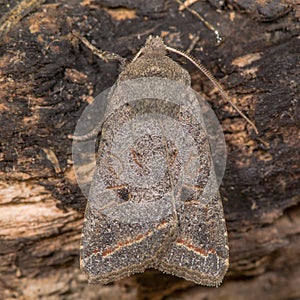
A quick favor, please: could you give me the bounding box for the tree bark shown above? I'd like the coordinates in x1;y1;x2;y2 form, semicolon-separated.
0;0;299;299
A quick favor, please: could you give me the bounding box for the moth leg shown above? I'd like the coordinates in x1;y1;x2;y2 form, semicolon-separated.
68;123;102;141
69;32;127;141
72;30;126;64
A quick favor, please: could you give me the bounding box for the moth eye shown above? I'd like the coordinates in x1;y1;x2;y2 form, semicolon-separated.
117;187;130;201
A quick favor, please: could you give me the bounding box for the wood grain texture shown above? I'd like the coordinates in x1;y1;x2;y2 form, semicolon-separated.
0;0;299;299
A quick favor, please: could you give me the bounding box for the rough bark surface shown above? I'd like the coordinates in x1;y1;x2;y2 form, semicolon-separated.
0;0;299;299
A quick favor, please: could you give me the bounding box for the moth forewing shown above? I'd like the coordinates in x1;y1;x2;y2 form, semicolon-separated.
78;36;229;286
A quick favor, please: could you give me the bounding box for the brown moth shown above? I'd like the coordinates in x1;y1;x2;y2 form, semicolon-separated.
79;36;230;287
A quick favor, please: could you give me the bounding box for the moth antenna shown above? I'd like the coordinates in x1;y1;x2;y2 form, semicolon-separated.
131;48;143;62
166;46;259;135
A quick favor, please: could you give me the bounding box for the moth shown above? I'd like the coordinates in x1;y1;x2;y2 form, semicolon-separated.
76;35;239;287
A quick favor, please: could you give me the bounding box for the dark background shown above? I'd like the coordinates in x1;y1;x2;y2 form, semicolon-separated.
0;0;299;299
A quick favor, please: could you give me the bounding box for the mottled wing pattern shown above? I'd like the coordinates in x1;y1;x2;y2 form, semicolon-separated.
156;105;229;286
80;101;178;283
79;36;229;286
81;199;175;283
158;191;229;286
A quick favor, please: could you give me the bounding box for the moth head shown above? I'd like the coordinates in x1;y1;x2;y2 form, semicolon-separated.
142;35;167;57
119;36;190;84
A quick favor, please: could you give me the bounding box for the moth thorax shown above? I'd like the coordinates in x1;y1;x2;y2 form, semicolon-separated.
118;55;191;85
